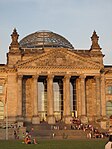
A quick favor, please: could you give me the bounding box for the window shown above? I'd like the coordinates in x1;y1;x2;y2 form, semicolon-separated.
53;77;63;121
70;78;77;118
107;86;112;94
0;85;3;94
106;101;112;117
0;101;4;120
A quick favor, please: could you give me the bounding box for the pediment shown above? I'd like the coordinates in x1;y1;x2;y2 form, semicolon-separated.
16;49;101;69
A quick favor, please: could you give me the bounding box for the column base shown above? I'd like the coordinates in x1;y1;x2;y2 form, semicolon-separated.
99;116;108;130
17;116;24;127
88;116;96;122
100;120;108;130
47;115;55;124
5;116;17;123
64;115;72;124
81;115;88;124
32;116;40;124
17;121;24;127
95;116;102;122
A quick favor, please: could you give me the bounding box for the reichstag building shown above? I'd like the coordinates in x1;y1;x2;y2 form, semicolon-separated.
0;29;112;129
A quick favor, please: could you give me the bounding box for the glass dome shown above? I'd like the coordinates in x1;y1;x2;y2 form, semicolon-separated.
19;30;74;49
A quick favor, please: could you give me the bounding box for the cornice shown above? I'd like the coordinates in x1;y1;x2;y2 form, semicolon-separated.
16;65;101;70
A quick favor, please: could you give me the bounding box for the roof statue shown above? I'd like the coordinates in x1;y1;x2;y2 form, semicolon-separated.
90;30;101;50
10;28;19;47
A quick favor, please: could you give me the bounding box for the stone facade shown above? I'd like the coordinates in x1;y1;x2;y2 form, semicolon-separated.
0;29;112;129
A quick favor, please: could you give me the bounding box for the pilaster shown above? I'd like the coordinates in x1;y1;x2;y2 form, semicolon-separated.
17;75;24;124
95;76;101;118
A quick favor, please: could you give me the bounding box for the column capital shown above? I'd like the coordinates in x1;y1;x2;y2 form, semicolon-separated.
18;75;23;80
32;75;39;80
63;74;71;81
79;74;86;79
94;75;101;80
47;74;54;80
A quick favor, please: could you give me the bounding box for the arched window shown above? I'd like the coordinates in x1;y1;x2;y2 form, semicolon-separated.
107;86;112;94
106;101;112;117
0;85;3;94
0;101;4;120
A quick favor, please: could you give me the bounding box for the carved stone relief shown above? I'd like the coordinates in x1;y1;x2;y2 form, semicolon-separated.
18;50;100;69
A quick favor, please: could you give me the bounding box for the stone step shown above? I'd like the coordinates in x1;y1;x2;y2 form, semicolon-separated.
0;127;87;140
31;129;87;139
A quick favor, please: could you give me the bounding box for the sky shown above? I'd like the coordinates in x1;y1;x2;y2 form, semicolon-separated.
0;0;112;64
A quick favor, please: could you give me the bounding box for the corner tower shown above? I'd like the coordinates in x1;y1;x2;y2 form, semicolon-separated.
7;28;21;66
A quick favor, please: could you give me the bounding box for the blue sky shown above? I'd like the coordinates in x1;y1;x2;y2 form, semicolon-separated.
0;0;112;64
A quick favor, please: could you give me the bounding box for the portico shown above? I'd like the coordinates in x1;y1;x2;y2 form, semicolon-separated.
16;72;102;124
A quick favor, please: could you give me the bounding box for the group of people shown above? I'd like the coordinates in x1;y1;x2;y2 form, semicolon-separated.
105;126;112;149
70;117;108;139
14;127;38;144
24;134;37;144
24;129;37;144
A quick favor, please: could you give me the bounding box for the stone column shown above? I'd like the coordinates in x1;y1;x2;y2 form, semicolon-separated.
95;76;101;118
17;75;23;126
100;74;107;129
101;74;106;117
80;75;88;123
47;75;55;124
63;75;71;124
76;78;81;117
32;75;40;124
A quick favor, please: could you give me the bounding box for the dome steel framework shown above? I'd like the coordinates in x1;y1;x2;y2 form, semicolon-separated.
19;30;74;49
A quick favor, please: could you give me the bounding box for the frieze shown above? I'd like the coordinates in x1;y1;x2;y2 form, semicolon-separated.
39;71;48;75
69;71;78;75
51;72;67;75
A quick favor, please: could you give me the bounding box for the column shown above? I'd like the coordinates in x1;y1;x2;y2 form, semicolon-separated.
17;75;23;125
63;75;71;124
47;74;55;124
80;75;86;116
32;75;40;124
101;74;106;117
80;75;88;123
100;74;107;129
95;76;101;118
76;78;81;117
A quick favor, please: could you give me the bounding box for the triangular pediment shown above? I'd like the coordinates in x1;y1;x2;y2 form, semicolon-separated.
16;49;101;69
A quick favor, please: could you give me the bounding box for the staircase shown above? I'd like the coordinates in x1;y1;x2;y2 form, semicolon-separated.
0;121;106;140
25;122;87;139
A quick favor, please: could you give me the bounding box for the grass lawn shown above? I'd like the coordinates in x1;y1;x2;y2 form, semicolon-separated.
0;139;107;149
